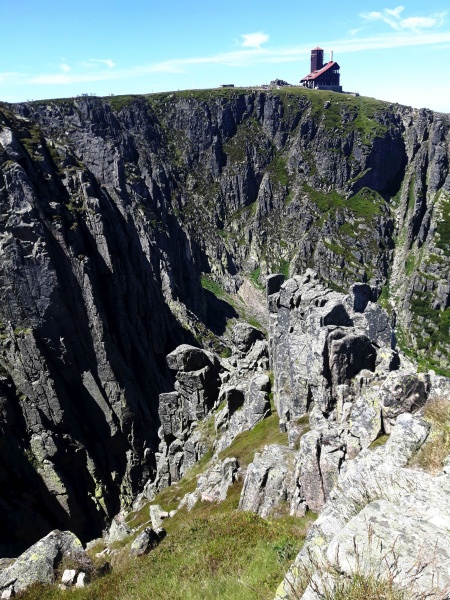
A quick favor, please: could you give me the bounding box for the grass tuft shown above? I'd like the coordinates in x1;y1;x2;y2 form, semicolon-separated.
410;396;450;473
219;412;288;467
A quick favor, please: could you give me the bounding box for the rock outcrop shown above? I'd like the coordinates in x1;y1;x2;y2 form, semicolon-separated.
1;87;450;555
274;412;450;599
239;444;296;518
267;271;407;514
0;530;87;596
152;345;222;491
134;319;270;505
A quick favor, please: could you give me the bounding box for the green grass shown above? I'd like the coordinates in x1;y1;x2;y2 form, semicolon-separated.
267;154;289;187
201;276;225;298
219;412;288;467
410;396;450;473
346;187;385;217
107;95;141;111
19;476;314;600
406;291;450;376
306;90;389;144
276;258;290;278
304;183;345;212
250;267;263;289
368;434;390;450
436;194;450;251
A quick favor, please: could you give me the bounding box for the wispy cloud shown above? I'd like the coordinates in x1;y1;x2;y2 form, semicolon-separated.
141;28;450;71
240;32;269;49
89;59;115;69
80;58;116;70
6;23;450;90
0;71;22;84
361;6;448;32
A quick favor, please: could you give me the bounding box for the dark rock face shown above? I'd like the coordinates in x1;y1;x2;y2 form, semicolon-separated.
0;89;449;553
0;101;204;554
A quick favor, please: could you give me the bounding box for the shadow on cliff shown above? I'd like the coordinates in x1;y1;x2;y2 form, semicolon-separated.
202;289;238;336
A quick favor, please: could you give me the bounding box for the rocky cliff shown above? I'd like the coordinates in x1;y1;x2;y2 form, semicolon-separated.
0;86;449;554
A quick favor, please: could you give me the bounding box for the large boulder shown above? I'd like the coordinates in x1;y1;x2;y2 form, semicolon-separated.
0;530;85;595
166;345;219;372
104;517;131;544
231;323;265;354
178;457;239;510
379;371;429;431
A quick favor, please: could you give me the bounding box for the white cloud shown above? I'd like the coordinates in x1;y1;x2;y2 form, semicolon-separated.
81;59;116;70
147;29;450;70
92;59;115;69
60;63;71;73
361;6;447;32
385;6;404;19
0;71;21;84
240;32;269;49
401;17;441;31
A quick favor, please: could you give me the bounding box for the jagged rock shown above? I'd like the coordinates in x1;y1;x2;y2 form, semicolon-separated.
150;345;223;493
379;370;430;431
325;499;450;596
105;518;131;544
149;505;169;531
216;373;271;453
231;323;265;354
0;530;85;595
129;528;163;556
347;394;382;450
292;431;325;513
269;270;396;426
166;345;219;373
267;271;414;513
328;332;376;387
428;372;450;401
276;414;432;599
239;444;296;518
1;89;450;555
179;457;239;510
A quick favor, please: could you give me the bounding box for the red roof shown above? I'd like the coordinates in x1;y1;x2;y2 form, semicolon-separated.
301;61;339;82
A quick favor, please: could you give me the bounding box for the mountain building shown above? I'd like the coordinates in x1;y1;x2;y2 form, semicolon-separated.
300;47;342;92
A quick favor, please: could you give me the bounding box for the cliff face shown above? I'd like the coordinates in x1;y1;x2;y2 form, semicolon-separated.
0;87;449;553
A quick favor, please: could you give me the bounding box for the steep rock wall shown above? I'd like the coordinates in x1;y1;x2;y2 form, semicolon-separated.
0;87;449;552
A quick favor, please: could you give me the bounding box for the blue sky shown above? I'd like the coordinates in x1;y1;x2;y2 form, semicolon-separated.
2;1;450;112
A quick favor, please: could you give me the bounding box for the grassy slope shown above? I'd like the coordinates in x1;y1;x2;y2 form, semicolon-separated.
18;386;314;600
